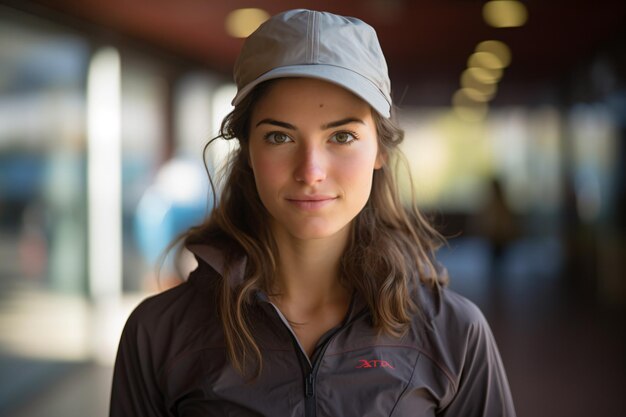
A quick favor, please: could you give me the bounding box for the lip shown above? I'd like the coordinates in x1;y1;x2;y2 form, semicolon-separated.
286;195;337;210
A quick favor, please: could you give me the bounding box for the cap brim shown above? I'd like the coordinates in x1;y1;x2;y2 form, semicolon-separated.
232;65;391;118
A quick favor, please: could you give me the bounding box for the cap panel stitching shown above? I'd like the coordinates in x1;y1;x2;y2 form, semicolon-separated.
311;12;320;63
306;11;313;63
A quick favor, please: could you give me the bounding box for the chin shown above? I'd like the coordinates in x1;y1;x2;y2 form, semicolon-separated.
269;213;352;242
288;221;350;242
290;228;337;241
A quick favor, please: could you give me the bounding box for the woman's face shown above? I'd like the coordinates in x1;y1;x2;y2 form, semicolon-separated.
248;78;383;243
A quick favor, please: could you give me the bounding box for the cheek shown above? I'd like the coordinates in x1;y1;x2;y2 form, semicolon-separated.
336;150;378;195
249;150;286;197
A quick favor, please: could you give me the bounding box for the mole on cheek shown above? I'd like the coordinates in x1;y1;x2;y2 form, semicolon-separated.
319;103;324;108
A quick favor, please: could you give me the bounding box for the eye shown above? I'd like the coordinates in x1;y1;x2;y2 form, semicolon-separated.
264;131;293;144
331;131;357;144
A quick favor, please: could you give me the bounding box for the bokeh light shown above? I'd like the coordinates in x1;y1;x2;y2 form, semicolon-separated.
483;0;529;28
225;8;270;38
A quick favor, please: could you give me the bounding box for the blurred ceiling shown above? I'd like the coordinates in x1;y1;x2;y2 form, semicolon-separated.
4;0;626;106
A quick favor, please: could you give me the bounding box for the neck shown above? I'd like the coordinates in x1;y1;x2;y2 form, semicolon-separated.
270;226;351;307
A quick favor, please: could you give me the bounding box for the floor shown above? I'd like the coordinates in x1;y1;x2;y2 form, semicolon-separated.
2;237;624;417
8;364;112;417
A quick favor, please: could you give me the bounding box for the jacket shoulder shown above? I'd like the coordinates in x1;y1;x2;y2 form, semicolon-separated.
413;285;515;415
125;258;219;332
111;259;225;415
418;286;489;336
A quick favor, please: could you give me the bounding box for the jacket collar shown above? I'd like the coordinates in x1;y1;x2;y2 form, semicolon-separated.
186;242;369;321
186;243;247;288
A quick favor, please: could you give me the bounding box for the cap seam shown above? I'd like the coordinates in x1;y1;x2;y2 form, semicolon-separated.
306;11;313;63
311;12;320;63
260;63;389;100
306;63;391;104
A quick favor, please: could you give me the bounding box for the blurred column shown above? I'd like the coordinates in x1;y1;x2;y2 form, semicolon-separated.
87;46;122;300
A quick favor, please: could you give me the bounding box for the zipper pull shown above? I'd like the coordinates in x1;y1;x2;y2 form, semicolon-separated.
305;373;315;397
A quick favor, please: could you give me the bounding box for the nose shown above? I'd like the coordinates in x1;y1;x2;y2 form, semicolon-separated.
293;145;326;185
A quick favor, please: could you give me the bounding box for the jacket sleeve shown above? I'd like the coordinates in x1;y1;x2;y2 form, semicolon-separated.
437;302;516;417
109;304;170;417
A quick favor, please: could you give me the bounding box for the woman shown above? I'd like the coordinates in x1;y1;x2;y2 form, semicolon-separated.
110;9;516;417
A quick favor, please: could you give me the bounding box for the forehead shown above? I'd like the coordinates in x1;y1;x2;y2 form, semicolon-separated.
251;78;372;120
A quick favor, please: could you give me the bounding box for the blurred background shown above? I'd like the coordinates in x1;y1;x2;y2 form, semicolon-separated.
0;0;624;416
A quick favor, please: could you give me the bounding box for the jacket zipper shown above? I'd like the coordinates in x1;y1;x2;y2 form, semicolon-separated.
305;372;315;397
304;372;315;415
267;298;369;417
302;327;342;417
303;308;369;416
272;311;338;417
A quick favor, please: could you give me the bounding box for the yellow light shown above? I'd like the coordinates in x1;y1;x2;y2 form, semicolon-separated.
225;8;270;38
462;67;501;84
468;51;505;70
485;66;502;81
453;105;488;122
453;89;487;106
483;0;528;28
452;89;489;122
476;40;512;67
460;87;491;102
460;72;498;98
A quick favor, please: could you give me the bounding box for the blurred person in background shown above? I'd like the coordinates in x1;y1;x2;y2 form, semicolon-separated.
110;9;515;416
475;178;519;282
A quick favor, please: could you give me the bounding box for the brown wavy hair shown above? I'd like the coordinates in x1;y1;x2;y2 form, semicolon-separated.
182;80;447;377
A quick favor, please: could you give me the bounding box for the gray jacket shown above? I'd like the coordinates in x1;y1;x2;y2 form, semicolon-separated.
110;244;516;416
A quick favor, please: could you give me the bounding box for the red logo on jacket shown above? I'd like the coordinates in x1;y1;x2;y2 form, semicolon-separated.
356;359;395;369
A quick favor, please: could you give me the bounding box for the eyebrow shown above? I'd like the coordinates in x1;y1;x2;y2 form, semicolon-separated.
255;119;296;129
322;118;365;129
254;117;365;130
